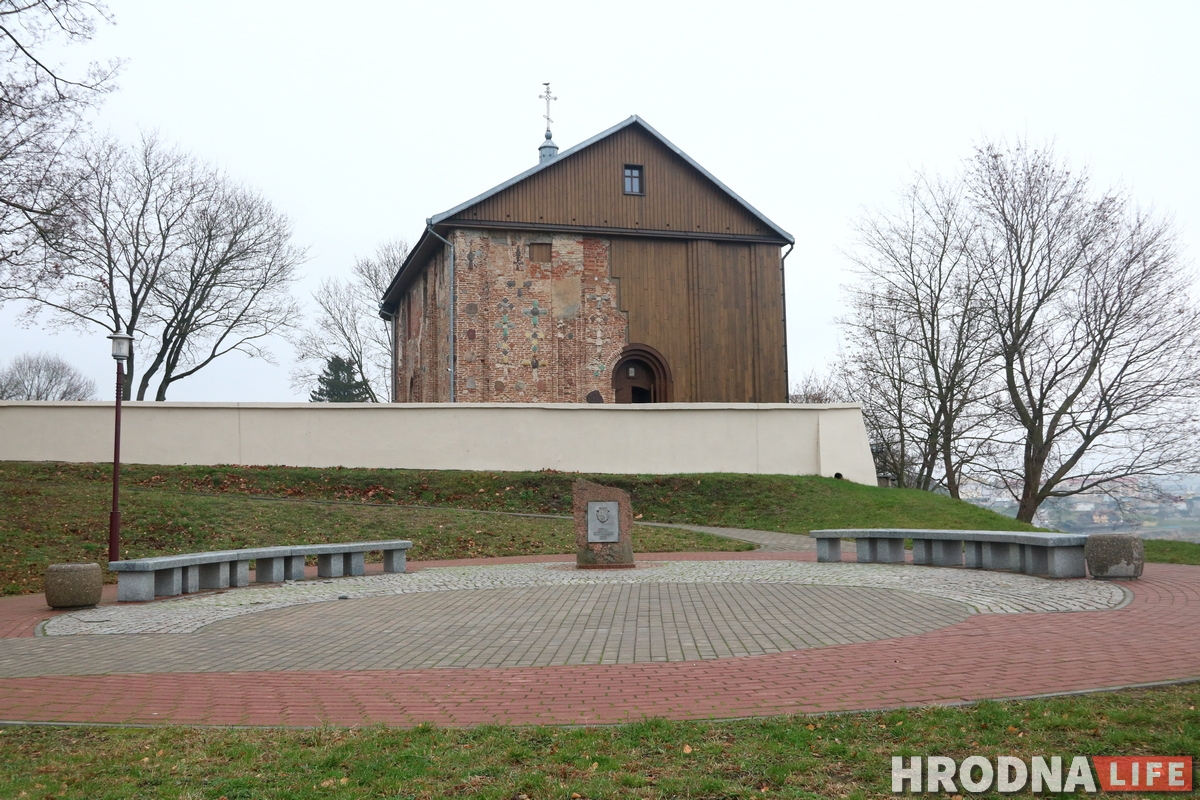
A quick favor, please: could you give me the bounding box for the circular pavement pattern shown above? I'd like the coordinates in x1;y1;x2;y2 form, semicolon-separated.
0;560;1127;679
0;557;1195;728
40;559;1127;638
0;583;971;676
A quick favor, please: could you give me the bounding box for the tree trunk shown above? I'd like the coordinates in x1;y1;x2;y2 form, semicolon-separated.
1016;446;1048;523
122;352;134;401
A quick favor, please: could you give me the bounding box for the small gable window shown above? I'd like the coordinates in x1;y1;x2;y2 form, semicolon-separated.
529;242;551;263
624;165;643;195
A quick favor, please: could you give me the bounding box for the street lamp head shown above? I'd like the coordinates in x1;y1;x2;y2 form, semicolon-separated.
107;332;133;362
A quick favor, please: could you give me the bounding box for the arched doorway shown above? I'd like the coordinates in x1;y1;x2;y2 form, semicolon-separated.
613;344;673;403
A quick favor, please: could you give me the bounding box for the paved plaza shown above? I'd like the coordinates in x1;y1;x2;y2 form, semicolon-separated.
0;536;1197;728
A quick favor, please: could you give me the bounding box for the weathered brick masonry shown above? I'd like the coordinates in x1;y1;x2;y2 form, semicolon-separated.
394;247;451;403
453;229;627;403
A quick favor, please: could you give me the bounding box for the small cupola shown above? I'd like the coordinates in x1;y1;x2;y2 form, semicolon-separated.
539;128;559;162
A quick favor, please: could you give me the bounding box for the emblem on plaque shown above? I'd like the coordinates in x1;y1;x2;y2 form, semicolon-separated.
587;501;620;543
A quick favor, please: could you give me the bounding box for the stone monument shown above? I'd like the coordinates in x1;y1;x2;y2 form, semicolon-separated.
574;480;635;569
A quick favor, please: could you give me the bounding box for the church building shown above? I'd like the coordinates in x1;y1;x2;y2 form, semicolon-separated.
379;113;794;404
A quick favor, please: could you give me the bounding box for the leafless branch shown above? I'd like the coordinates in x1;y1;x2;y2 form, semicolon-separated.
0;350;94;399
291;239;409;403
5;133;306;400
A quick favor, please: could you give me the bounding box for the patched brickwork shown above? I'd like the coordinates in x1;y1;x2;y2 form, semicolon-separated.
451;228;628;403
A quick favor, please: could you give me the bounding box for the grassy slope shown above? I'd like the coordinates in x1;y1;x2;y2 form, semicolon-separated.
8;461;1041;530
0;684;1195;799
0;467;750;595
5;461;1199;594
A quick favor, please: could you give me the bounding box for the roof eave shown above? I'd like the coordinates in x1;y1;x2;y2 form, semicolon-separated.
379;225;441;314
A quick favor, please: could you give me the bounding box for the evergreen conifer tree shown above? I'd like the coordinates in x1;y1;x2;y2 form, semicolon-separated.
309;356;373;402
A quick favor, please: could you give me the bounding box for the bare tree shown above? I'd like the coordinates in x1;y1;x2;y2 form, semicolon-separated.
0;1;118;278
292;239;409;402
842;176;996;497
969;140;1200;522
788;368;851;405
136;182;304;400
844;140;1200;519
0;351;95;399
4;133;305;399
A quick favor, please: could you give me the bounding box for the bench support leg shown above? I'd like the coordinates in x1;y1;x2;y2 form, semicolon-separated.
982;542;1021;571
383;549;407;573
855;539;873;563
182;565;200;594
230;560;250;587
911;540;933;565
858;538;905;563
930;540;963;567
816;537;844;563
1023;545;1049;575
285;555;306;581
1047;546;1086;579
964;541;984;568
318;553;344;578
879;538;906;563
154;567;182;597
255;557;285;584
117;572;155;602
199;562;229;590
345;552;366;577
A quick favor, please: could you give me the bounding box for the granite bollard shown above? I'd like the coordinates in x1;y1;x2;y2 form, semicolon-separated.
1085;533;1144;580
574;480;635;569
44;563;103;608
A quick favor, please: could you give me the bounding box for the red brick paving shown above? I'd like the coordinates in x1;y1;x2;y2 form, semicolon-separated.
1;557;1197;728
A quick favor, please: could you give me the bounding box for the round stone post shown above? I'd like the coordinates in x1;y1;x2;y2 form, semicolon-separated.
574;480;635;569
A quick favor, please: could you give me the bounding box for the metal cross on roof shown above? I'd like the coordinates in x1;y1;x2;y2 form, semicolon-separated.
539;82;556;131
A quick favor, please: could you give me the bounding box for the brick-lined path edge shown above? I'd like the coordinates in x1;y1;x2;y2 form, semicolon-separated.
0;560;1197;727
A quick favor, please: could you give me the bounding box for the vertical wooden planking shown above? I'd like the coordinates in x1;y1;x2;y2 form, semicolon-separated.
455;125;768;237
610;238;694;400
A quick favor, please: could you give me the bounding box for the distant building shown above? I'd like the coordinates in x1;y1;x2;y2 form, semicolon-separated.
379;116;794;404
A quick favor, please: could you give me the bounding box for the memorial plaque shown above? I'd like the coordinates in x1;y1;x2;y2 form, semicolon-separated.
574;480;635;569
587;501;620;543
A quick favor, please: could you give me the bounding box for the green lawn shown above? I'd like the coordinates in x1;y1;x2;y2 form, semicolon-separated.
0;465;751;595
1143;538;1200;565
0;683;1195;799
6;461;1043;531
0;461;1042;595
4;462;1198;594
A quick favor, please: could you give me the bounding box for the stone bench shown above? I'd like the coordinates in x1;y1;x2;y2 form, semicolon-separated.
108;540;413;602
809;529;1088;579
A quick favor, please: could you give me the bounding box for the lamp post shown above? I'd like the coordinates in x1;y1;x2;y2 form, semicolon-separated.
107;332;133;563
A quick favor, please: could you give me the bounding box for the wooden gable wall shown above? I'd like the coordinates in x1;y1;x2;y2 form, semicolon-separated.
445;124;779;240
610;238;786;403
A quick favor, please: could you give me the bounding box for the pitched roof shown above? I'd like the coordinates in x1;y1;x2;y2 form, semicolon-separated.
381;115;793;313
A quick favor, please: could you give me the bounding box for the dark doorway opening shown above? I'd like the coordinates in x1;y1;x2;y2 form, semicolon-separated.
612;344;673;404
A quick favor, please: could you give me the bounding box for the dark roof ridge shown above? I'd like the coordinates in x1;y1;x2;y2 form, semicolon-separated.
381;115;793;313
429;115;793;243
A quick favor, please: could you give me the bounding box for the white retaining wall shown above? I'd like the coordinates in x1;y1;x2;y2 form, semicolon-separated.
0;402;878;484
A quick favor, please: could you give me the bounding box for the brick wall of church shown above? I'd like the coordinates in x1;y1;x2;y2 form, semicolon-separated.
394;248;452;403
451;228;628;403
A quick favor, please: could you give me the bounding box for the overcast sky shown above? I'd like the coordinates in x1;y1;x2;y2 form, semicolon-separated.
4;0;1198;402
